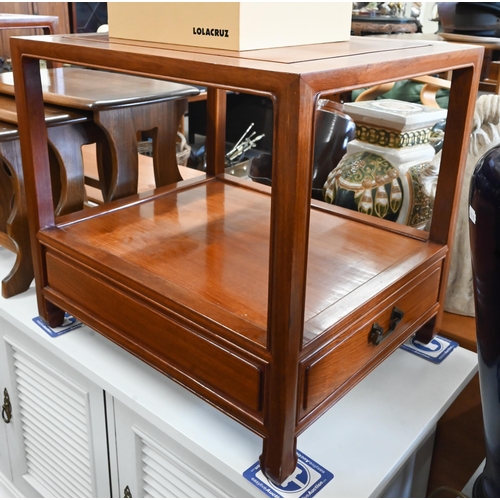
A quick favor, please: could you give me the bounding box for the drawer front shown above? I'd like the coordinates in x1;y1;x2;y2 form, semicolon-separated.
300;263;441;418
44;251;264;419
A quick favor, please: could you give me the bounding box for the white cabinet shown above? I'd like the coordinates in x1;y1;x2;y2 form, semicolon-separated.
0;382;11;490
0;315;110;497
0;314;250;499
111;398;250;498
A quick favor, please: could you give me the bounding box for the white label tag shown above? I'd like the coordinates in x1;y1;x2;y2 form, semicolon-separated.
469;205;476;224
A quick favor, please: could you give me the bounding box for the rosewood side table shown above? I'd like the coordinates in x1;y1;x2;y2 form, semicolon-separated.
10;33;483;484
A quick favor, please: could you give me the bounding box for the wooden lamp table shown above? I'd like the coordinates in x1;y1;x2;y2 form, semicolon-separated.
0;68;200;202
10;33;483;484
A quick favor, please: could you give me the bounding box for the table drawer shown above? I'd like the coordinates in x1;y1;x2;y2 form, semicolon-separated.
300;262;441;418
44;250;265;417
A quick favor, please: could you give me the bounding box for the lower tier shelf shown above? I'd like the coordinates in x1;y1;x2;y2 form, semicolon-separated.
36;176;448;479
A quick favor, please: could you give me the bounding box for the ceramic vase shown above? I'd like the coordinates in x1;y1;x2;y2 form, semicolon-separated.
323;99;447;229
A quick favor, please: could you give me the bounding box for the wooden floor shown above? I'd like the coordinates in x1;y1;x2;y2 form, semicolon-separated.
426;312;484;496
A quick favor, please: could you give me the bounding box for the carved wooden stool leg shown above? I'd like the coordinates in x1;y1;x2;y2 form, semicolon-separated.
0;139;34;297
142;99;187;187
0;116;100;298
92;128;113;200
0;159;13;234
93;107;140;202
47;122;99;215
93;99;188;201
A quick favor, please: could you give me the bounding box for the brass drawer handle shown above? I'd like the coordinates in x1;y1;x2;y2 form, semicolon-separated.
369;307;404;346
2;388;12;424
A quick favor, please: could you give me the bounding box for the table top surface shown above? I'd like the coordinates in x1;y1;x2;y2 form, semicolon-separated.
51;178;444;348
379;31;500;49
0;247;478;498
9;33;482;91
0;93;89;128
0;67;200;109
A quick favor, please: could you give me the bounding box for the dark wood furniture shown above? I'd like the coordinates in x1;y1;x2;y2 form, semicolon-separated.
0;9;65;63
10;33;482;484
0;68;200;202
0;12;59;33
351;15;418;36
0;95;94;298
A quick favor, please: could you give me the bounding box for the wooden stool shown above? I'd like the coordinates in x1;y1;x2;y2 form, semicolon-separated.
0;67;200;202
0;95;97;298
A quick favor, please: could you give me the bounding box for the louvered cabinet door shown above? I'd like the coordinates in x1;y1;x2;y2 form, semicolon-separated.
0;417;11;486
0;336;12;487
112;398;250;498
1;331;111;498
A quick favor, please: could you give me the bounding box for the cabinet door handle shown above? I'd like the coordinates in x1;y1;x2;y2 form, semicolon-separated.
369;307;404;346
2;388;12;423
124;485;132;498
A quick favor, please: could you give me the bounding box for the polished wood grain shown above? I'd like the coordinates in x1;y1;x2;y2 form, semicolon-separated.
0;12;59;33
0;67;200;109
440;312;477;352
0;67;200;200
0;93;88;126
0;133;31;297
0;12;62;297
50;181;445;342
0;9;63;69
10;33;483;484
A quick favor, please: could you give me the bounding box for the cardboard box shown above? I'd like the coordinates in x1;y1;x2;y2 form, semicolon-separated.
108;2;352;51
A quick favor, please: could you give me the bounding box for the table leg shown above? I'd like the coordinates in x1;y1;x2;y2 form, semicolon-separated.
47;122;99;215
135;99;187;187
93;99;188;201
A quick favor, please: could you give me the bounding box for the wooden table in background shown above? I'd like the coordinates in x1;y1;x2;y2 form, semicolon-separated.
0;68;199;201
351;15;418;36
